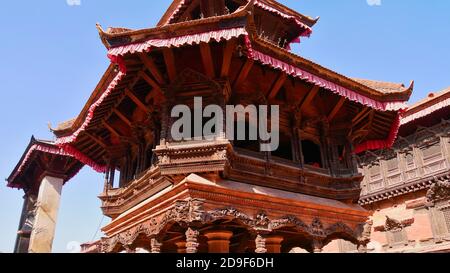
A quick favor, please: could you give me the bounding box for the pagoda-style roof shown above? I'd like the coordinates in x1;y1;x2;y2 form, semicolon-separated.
157;0;318;28
352;78;412;95
6;137;84;194
398;86;450;137
48;0;413;173
402;86;450;125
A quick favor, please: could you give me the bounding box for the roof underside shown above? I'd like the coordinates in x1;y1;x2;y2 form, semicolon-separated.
7;137;83;193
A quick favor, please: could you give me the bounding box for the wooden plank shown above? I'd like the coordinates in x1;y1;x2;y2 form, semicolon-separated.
327;97;346;122
221;39;236;78
199;43;215;78
138;53;165;85
125;88;149;113
163;48;177;82
113;109;132;127
267;73;287;100
233;59;254;89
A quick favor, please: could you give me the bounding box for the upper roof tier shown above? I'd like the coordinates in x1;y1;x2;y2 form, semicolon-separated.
157;0;318;28
96;0;412;104
100;0;316;52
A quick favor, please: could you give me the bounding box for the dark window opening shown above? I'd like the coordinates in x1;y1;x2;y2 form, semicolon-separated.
233;121;261;153
191;6;202;20
272;133;293;161
225;0;240;13
302;140;322;168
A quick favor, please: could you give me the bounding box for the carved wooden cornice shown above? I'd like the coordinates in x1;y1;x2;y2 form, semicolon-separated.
360;172;449;206
100;198;371;253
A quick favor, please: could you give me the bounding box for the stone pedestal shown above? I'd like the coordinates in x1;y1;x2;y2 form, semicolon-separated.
28;176;64;253
204;230;233;253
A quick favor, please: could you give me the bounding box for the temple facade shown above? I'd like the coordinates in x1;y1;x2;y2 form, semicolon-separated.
7;0;414;253
324;87;450;253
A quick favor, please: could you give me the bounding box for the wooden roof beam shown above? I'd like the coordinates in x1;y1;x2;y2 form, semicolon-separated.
113;109;132;127
138;71;160;90
125;88;149;113
163;48;177;82
102;121;121;138
267;73;287;100
138;53;165;85
233;58;254;89
298;85;320;113
220;39;236;78
199;43;215;78
352;108;373;128
84;131;109;149
327;97;346;122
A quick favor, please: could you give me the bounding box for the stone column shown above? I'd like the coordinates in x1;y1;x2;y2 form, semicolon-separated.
28;176;64;253
204;230;233;253
151;238;162;253
186;228;200;253
266;236;284;253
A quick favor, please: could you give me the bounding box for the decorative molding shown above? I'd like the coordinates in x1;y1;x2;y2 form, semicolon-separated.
374;216;414;232
100;204;369;252
427;180;450;204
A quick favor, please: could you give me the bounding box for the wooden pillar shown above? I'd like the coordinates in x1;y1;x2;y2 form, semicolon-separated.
29;176;64;253
175;241;187;254
204;230;233;253
151;238;162;253
186;228;200;253
266;236;284;253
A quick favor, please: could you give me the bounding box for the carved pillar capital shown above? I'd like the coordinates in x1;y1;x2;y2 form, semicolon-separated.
312;238;324;253
150;238;162;253
185;228;200;254
255;234;267;254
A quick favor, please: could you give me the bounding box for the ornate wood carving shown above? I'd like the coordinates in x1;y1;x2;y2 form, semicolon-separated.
185;228;200;253
150;238;162;253
255;235;267;253
374;216;414;232
427;180;450;204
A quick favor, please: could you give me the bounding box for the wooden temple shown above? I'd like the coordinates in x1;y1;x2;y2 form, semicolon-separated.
7;0;414;253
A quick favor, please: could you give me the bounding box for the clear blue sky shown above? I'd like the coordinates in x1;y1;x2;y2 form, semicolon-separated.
0;0;449;253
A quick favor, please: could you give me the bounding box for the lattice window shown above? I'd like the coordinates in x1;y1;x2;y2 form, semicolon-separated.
442;207;450;234
421;142;442;162
386;157;399;172
405;153;415;169
387;229;408;246
368;164;383;190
